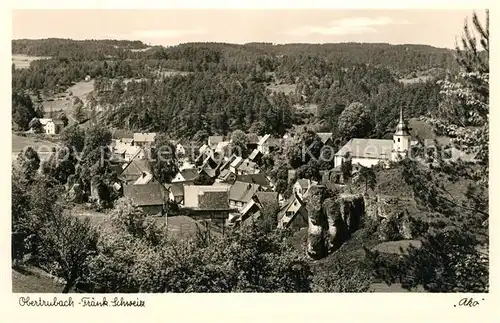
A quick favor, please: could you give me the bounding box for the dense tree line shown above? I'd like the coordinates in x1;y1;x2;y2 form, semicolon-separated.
13;39;452;139
12;38;148;60
366;10;489;292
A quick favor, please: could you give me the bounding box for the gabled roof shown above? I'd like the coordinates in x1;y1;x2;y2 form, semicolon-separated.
236;173;271;188
164;182;185;197
199;167;217;178
208;136;224;146
215;141;230;152
133;172;153;185
335;138;393;160
254;191;278;210
123;182;165;206
277;194;305;223
39;118;52;125
248;149;262;161
220;154;237;171
237;159;259;173
240;199;259;218
201;155;218;169
133;132;156;143
229;181;260;203
317;132;333;144
120;149;151;180
295;179;311;190
258;134;280;147
183;185;231;210
257;134;271;146
217;169;237;183
199;144;211;154
125;145;141;156
178;168;199;181
230;156;243;168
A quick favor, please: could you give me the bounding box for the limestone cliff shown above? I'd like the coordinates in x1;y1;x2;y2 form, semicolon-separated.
305;186;365;259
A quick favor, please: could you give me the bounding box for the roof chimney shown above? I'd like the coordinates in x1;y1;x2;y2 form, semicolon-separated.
142;172;147;178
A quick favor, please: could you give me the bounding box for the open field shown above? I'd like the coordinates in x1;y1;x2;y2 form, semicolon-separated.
12;267;64;293
371;240;422;255
42;80;95;122
12;133;59;164
12;54;51;69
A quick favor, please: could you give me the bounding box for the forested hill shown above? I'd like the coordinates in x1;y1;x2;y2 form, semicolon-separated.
12;39;458;74
12;38;454;140
12;38;151;60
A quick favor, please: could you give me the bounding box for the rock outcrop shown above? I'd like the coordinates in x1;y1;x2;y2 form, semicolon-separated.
363;194;424;241
305;185;328;259
67;183;83;203
306;186;366;259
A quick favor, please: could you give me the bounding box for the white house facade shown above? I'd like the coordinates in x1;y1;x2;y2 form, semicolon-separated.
334;108;412;168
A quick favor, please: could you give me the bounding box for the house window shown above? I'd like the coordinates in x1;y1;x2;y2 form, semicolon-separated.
286;211;294;217
398;138;400;142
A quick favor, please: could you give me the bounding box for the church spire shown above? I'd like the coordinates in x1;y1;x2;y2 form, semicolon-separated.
394;107;410;136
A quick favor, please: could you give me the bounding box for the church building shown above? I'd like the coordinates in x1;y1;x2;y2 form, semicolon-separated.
334;108;412;168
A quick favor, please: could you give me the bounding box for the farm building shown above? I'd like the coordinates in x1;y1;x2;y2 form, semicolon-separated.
39;118;64;134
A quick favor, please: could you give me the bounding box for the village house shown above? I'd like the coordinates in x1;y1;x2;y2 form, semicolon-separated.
175;143;186;157
217;169;237;184
334;108;412;168
229;156;244;174
182;185;234;226
229;181;261;211
179;159;196;171
119;149;152;184
39;118;64;135
317;132;334;147
277;193;308;229
257;134;280;155
198;167;217;179
235;173;273;190
208;135;224;150
114;144;144;162
123;181;167;216
227;191;279;228
164;182;185;204
198;144;212;156
246;133;260;151
236;159;260;175
215;141;231;156
133;171;153;185
293;179;318;199
248;149;263;163
199;154;219;170
172;168;199;184
133;132;156;147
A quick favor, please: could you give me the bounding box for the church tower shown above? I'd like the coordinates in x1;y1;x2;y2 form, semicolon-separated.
392;107;411;161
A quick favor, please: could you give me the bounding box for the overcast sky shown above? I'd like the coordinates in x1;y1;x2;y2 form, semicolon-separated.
12;9;485;48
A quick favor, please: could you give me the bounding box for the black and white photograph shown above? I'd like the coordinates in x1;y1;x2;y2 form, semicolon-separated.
9;6;490;297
